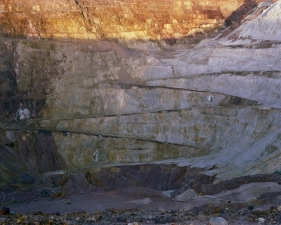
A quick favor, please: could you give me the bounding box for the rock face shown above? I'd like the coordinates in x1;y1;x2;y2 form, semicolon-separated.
0;0;281;190
0;0;263;40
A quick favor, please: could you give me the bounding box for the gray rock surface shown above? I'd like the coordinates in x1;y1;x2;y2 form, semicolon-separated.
175;189;198;202
1;1;281;190
208;217;228;225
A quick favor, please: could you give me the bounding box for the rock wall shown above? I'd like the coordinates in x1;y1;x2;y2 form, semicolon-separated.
0;0;280;190
0;0;262;40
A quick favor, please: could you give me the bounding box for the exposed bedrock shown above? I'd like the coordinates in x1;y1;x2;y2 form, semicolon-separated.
1;0;281;191
0;0;264;40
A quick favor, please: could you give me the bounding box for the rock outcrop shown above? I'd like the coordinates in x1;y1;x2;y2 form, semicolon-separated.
0;0;263;40
0;0;281;190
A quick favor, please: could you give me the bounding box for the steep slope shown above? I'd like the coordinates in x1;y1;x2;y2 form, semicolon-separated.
0;0;281;190
143;0;281;181
0;0;263;40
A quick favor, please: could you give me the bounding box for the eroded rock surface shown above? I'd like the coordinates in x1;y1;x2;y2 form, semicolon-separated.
0;0;281;191
0;0;264;40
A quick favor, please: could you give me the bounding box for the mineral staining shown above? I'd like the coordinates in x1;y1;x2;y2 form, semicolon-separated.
0;0;281;188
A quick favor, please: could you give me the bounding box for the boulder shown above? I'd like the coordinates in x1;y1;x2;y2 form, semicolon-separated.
175;189;198;202
208;217;228;225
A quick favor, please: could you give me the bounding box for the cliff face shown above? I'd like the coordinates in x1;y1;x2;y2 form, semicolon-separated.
0;0;280;190
0;0;262;40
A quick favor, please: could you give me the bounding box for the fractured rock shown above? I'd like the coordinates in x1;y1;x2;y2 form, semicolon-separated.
175;189;198;202
0;0;281;193
253;205;274;215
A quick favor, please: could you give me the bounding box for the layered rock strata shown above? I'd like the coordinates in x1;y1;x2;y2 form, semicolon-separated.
0;0;281;190
0;0;263;40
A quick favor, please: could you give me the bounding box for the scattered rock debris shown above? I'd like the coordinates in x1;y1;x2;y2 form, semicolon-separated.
0;204;281;224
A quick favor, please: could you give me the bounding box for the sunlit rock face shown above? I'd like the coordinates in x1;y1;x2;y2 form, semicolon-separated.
0;0;280;190
0;0;262;40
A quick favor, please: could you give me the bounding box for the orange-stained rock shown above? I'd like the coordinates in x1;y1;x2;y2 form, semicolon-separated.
0;0;264;40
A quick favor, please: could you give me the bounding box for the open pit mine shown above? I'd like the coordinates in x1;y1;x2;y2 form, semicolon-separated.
1;0;281;224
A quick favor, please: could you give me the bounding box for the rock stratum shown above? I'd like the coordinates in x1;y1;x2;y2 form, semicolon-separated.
0;0;263;40
0;0;281;191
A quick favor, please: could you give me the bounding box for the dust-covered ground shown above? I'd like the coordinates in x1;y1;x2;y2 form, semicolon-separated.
1;181;281;224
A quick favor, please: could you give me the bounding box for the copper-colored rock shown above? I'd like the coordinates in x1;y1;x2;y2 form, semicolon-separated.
0;0;264;40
